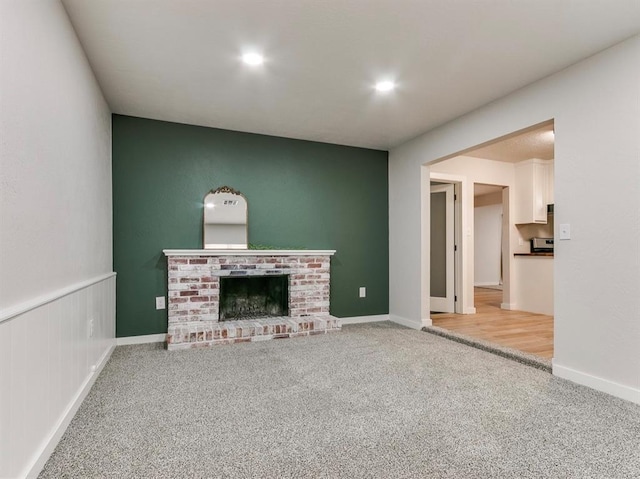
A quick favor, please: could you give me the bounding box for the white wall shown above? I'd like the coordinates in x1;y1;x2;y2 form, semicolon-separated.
0;1;115;477
0;0;112;307
474;191;502;208
474;203;502;286
389;36;640;404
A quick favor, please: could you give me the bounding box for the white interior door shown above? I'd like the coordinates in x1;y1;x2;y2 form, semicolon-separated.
430;183;455;313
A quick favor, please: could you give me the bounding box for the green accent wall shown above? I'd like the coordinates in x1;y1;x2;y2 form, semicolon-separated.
113;115;389;337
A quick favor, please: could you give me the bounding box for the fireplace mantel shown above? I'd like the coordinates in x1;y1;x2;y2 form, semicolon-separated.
163;249;336;257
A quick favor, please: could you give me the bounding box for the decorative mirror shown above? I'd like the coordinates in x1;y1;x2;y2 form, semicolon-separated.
203;186;248;249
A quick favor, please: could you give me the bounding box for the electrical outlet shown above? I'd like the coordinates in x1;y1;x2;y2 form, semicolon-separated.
88;319;94;338
155;296;166;310
359;287;366;298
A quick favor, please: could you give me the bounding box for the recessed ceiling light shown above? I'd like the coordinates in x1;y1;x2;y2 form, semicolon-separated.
242;53;264;66
375;80;395;92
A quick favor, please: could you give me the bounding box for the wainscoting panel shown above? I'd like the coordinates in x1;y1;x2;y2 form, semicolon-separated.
0;273;116;479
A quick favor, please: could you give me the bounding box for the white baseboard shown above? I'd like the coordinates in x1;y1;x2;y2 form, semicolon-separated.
116;333;167;346
553;361;640;405
464;307;477;314
340;314;389;325
389;314;427;330
474;282;501;287
501;303;517;310
26;344;115;478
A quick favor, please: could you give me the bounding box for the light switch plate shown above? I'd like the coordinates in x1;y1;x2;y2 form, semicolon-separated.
559;223;571;240
359;287;366;298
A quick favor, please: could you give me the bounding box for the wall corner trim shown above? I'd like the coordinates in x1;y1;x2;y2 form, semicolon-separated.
25;343;116;479
552;361;640;405
340;314;389;325
116;333;168;346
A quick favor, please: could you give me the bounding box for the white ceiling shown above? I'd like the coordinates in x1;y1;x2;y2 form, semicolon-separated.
467;123;554;163
474;184;503;198
61;0;640;150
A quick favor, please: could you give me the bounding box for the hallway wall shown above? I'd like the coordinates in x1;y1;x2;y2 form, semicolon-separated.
0;1;114;476
474;203;503;286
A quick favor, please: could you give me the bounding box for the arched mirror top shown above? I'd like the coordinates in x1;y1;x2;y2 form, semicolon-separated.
203;186;248;249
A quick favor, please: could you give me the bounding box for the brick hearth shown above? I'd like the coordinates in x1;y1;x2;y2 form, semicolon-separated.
163;250;340;350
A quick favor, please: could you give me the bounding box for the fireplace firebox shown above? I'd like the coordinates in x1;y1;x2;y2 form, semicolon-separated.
219;275;289;320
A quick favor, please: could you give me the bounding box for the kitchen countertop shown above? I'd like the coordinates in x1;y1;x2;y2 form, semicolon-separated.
514;253;554;257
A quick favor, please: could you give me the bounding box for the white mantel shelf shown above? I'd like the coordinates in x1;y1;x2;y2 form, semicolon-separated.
163;249;336;257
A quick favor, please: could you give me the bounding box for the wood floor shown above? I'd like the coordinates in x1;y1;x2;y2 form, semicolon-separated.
431;287;554;358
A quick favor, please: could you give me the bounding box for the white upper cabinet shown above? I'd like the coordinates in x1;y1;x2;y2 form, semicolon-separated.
514;159;553;224
547;159;554;205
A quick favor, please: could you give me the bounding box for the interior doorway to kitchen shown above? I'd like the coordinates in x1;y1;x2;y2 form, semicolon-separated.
425;120;555;360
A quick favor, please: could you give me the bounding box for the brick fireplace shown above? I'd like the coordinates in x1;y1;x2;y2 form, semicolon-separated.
163;250;341;350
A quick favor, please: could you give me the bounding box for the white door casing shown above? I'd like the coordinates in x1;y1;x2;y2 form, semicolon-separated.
430;183;455;313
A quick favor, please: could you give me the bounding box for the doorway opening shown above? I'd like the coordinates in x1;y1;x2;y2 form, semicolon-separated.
424;120;555;360
473;183;504;292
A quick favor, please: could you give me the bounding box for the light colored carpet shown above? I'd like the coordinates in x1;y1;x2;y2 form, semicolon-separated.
40;322;640;479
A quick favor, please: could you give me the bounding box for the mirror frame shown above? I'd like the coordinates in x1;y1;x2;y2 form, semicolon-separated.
203;185;249;249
